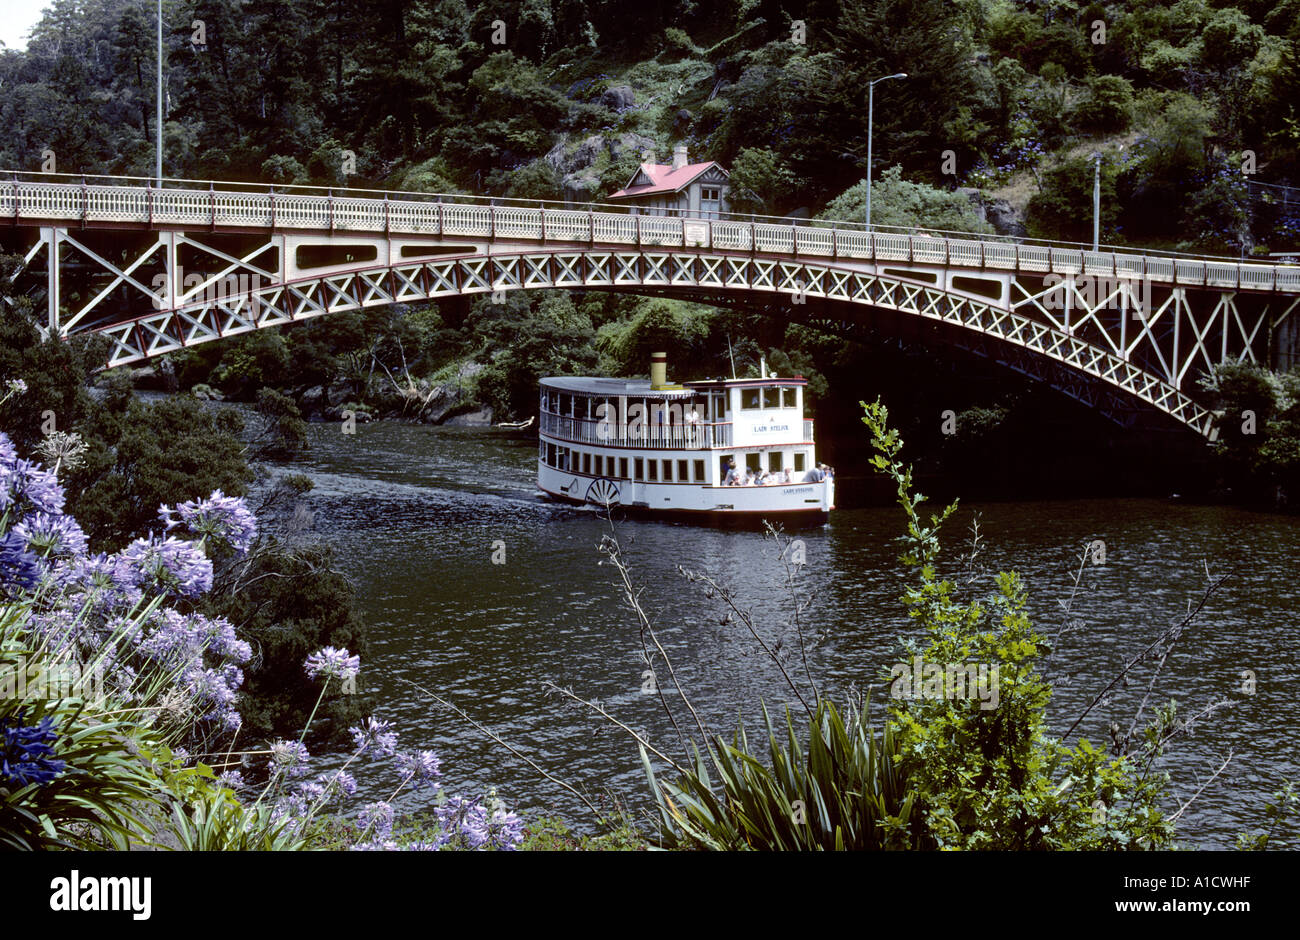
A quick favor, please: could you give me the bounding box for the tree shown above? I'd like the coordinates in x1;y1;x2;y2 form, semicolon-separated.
69;394;254;551
818;166;993;234
727;147;797;215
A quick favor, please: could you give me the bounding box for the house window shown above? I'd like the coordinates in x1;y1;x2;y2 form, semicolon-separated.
701;186;721;220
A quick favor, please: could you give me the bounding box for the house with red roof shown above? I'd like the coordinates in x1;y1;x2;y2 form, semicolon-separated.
608;145;731;219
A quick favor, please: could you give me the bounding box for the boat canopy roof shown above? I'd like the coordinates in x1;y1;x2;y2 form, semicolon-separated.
541;375;807;397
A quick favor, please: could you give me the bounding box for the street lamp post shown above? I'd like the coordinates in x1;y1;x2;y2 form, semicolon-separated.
156;0;163;185
1093;153;1101;252
866;72;907;232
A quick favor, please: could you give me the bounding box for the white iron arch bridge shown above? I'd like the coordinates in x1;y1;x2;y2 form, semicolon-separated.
3;171;1299;439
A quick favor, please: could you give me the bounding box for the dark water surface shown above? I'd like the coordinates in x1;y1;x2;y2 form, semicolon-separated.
282;418;1298;848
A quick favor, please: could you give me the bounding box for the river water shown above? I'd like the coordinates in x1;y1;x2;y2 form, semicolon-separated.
281;417;1298;848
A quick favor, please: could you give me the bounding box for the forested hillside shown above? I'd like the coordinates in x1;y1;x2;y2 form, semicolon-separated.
2;0;1299;490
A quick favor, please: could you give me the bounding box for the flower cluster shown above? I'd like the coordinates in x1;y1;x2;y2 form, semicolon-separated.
304;646;360;682
1;431;257;754
158;490;257;554
1;712;66;786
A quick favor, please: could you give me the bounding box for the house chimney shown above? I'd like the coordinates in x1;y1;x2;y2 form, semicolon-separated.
650;351;668;389
672;144;688;170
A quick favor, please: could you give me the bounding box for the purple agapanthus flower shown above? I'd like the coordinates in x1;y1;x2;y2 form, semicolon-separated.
357;801;394;840
0;456;65;514
267;739;311;778
11;511;88;558
114;535;213;598
395;749;442;790
0;530;41;592
350;717;398;757
310;770;357;804
159;490;258;554
0;712;66;786
304;646;360;682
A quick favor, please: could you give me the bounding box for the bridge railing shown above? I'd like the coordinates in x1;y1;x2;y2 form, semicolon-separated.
2;170;1298;294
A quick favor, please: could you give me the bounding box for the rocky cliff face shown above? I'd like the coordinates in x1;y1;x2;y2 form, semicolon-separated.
962;188;1028;238
544;129;657;204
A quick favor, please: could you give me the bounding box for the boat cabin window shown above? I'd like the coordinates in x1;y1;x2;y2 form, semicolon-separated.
662;460;673;482
782;388;798;409
677;459;688;482
619;458;628;479
740;389;761;410
793;453;805;472
713;393;727;418
763;388;780;409
634;458;644;480
693;459;705;482
648;461;658;481
745;453;761;473
769;453;782;472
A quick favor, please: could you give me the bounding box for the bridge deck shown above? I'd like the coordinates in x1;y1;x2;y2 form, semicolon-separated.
3;175;1297;295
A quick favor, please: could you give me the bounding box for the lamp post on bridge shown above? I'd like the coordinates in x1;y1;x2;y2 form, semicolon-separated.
865;72;908;232
1092;144;1123;252
156;0;163;186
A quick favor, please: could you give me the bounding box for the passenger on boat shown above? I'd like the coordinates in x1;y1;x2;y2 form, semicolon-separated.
803;465;825;483
687;406;700;444
782;468;794;484
743;469;756;485
724;459;740;485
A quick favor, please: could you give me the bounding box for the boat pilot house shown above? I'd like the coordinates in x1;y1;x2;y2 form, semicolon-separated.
538;353;834;520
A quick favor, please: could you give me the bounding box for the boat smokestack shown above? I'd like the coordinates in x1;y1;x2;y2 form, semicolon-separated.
650;351;668;389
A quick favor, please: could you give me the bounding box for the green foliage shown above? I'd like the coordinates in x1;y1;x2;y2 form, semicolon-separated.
860;399;1176;849
519;815;646;851
1198;362;1300;501
727;147;797;215
819;167;993;234
1073;75;1135;133
69;394;253;551
252;388;310;460
644;698;918;850
1027;154;1117;243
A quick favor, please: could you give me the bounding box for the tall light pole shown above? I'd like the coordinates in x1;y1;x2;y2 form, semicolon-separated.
156;0;163;185
866;72;907;232
1092;152;1101;251
1092;145;1123;252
